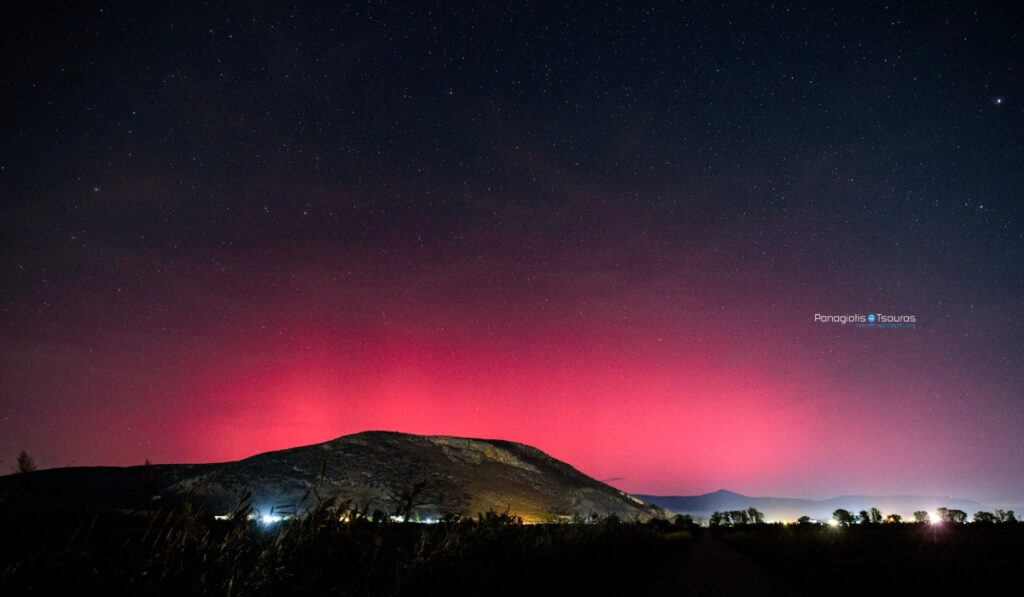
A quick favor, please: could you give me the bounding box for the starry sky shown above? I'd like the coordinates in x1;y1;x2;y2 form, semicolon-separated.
2;2;1023;505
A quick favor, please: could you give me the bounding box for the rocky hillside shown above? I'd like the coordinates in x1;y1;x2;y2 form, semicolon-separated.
3;431;672;523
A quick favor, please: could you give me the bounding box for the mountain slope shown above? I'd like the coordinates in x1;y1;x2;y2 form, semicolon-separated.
2;431;671;523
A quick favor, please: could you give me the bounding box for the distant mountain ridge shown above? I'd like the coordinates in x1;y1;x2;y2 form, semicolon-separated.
638;489;996;521
0;431;671;523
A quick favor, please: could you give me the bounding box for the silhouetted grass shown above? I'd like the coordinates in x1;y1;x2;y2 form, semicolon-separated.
711;522;1024;595
5;486;1022;597
0;495;693;596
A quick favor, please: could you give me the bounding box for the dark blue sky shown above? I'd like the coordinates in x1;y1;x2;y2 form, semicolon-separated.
2;2;1022;505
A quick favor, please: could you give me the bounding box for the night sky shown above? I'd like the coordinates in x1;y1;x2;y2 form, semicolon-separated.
2;2;1023;506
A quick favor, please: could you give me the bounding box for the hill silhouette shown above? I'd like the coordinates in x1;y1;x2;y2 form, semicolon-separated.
1;431;671;523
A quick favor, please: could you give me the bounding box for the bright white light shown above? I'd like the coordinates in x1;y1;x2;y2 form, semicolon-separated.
261;514;283;524
928;512;941;524
827;518;839;527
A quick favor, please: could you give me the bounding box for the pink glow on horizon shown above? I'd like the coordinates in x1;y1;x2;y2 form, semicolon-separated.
159;315;831;497
3;257;1016;504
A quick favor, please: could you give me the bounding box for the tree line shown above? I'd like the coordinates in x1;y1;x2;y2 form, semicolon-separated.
708;508;765;526
708;505;1018;526
829;506;1017;525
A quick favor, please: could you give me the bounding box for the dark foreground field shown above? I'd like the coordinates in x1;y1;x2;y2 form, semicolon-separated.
2;500;1022;596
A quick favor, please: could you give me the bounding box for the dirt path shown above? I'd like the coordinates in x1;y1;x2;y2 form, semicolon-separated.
650;529;800;596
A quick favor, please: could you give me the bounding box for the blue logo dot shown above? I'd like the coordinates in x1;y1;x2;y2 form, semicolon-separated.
867;314;876;323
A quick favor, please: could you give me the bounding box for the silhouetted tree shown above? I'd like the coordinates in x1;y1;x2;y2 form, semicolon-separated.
996;509;1017;523
858;510;870;524
973;511;997;523
913;510;929;523
797;515;812;525
885;513;903;524
709;508;766;526
138;459;156;498
16;450;36;474
870;507;883;523
388;481;427;522
477;508;522;526
937;507;967;524
832;509;855;526
673;514;696;528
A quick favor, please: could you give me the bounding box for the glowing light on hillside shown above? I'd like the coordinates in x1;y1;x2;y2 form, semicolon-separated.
928;511;941;524
261;514;283;524
827;518;839;527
